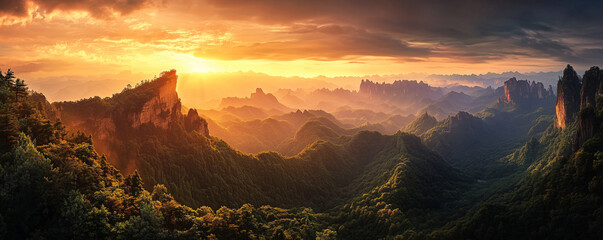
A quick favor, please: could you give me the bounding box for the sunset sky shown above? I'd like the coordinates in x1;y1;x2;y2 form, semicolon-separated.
1;0;602;100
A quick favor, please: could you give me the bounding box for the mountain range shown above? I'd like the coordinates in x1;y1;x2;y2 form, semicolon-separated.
1;64;602;239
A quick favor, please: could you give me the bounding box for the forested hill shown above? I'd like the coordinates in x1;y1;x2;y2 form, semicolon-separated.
47;70;465;211
0;69;469;239
429;65;603;239
2;65;603;239
0;70;339;239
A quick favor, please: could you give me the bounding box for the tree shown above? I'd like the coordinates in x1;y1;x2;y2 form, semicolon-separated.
124;171;144;196
14;79;27;102
0;114;19;152
151;185;174;203
3;69;15;88
0;134;54;239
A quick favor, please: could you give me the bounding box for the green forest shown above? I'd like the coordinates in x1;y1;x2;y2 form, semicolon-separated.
1;67;603;240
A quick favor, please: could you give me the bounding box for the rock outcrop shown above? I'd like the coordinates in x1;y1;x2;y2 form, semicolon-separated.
574;66;603;150
551;64;603;150
580;66;603;109
555;65;582;129
53;70;210;173
498;77;554;105
129;70;181;129
185;108;209;136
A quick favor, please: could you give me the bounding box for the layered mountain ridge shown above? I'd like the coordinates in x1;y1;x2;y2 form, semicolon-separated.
4;64;603;239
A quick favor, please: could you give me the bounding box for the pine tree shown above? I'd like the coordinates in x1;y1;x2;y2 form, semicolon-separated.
14;79;27;102
4;69;15;87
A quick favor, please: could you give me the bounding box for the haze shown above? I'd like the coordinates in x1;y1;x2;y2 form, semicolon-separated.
2;0;603;104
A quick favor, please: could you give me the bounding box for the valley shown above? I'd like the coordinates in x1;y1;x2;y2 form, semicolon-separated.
2;63;602;239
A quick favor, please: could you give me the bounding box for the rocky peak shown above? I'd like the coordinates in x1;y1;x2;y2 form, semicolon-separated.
580;66;603;109
547;85;554;96
130;70;181;130
498;77;553;105
574;66;603;150
555;64;582;129
53;70;214;174
185;108;209;136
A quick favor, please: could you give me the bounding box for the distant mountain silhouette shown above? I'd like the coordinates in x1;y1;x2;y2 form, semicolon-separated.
418;91;475;119
220;88;293;112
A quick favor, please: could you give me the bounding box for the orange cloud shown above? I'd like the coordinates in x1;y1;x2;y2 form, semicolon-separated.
196;25;431;61
0;0;153;19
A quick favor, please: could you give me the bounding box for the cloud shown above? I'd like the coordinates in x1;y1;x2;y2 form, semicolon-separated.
2;0;603;78
195;25;431;60
0;0;153;18
189;0;603;64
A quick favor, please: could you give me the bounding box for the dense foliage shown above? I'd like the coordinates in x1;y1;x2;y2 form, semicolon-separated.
431;96;603;240
0;71;336;239
3;68;603;239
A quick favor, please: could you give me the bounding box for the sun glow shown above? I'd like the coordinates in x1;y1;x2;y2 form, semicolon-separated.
185;58;211;73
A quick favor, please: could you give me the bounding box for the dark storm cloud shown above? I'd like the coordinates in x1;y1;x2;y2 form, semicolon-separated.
197;0;603;64
0;0;152;18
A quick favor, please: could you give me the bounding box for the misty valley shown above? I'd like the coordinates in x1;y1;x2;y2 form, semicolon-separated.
1;63;602;239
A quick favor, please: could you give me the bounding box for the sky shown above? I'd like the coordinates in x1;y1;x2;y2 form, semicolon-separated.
0;0;602;102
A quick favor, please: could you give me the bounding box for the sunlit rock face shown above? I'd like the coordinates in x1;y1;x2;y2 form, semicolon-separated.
555;65;582;129
53;69;212;174
129;70;181;129
185;108;209;136
498;77;554;105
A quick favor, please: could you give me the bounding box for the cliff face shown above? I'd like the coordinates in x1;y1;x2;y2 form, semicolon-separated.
498;77;554;105
574;66;603;150
555;65;582;129
580;66;603;109
54;70;210;173
551;65;603;150
129;70;181;129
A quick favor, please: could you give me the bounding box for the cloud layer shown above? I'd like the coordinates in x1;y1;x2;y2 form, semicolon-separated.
1;0;602;82
0;0;152;18
195;0;603;63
